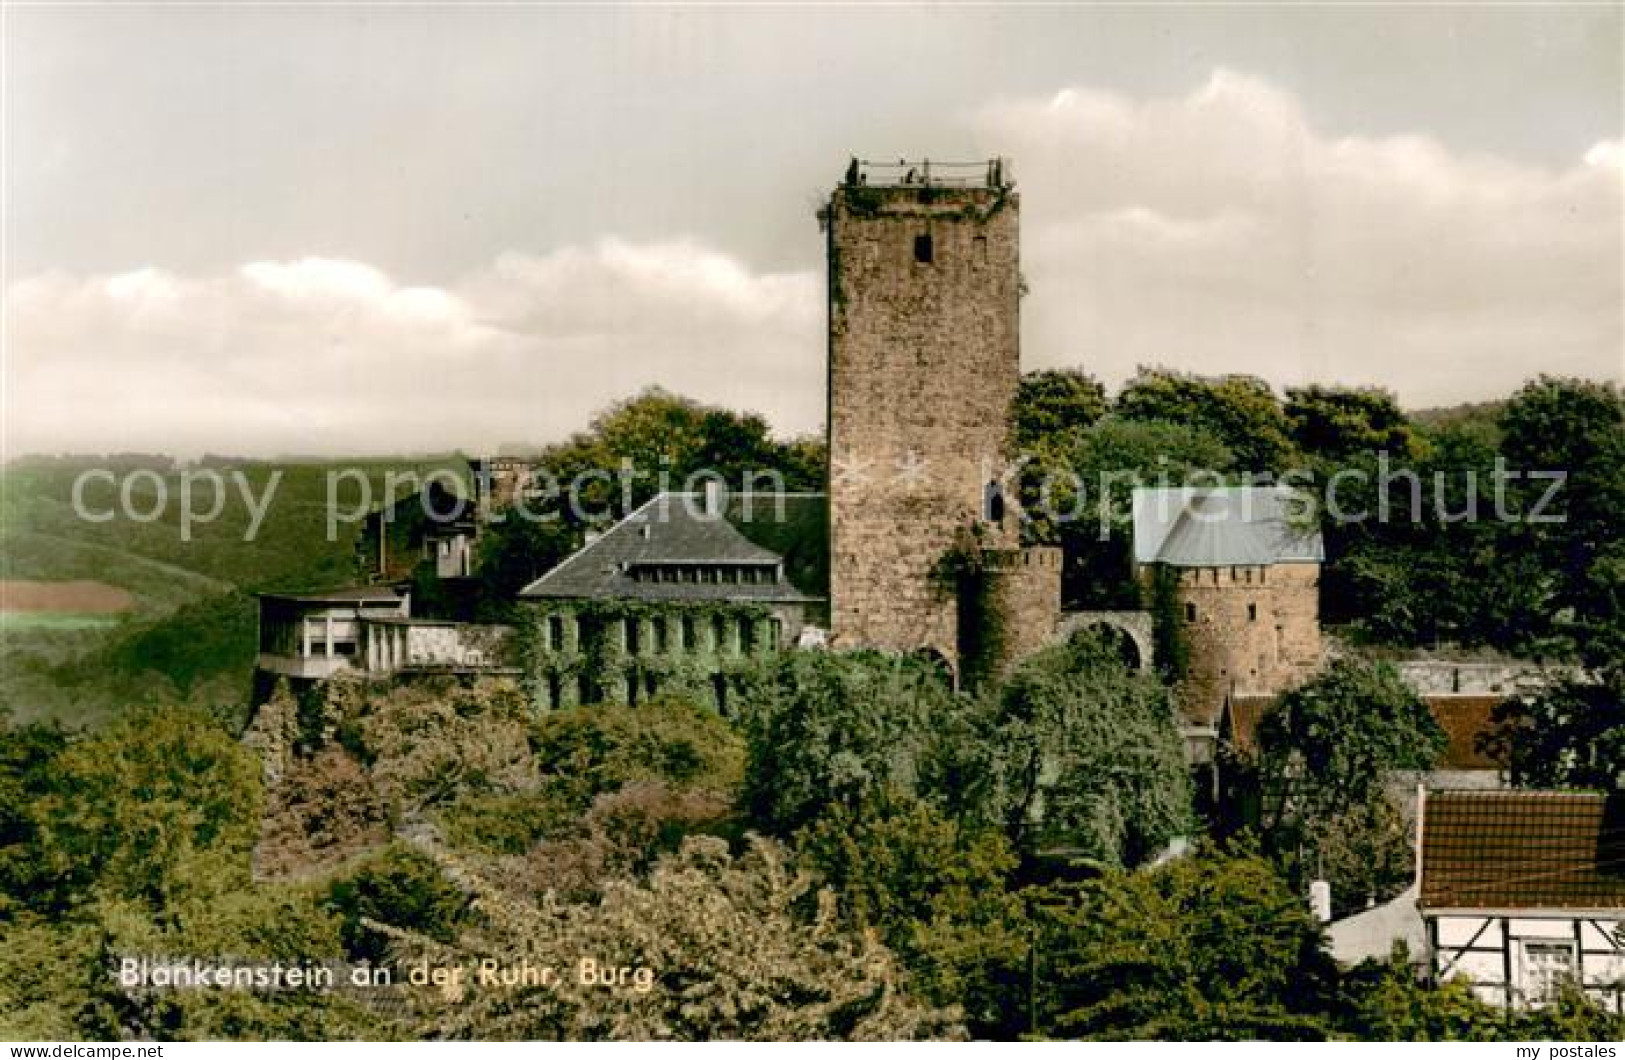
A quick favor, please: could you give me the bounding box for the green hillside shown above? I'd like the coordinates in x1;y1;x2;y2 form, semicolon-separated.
0;457;467;728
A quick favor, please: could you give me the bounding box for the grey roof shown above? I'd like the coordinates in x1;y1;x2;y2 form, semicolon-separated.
1132;486;1324;568
259;586;404;605
519;492;828;604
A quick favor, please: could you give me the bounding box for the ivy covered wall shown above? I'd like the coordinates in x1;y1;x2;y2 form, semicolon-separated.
518;599;783;714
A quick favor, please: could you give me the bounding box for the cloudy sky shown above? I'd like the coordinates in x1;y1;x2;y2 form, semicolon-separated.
5;4;1621;457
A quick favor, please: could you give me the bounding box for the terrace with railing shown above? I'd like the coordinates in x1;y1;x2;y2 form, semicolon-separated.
842;157;1012;189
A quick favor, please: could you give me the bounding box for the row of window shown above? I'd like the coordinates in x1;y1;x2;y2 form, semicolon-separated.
1183;567;1270;585
542;612;781;655
629;563;779;585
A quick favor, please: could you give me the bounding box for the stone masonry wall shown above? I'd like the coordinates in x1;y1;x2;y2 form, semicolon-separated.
1173;561;1322;728
962;546;1062;689
826;182;1022;672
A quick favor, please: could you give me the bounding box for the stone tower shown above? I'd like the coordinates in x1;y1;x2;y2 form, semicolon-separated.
1132;487;1324;731
825;158;1045;680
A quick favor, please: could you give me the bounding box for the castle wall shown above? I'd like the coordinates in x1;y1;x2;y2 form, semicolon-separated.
826;181;1023;670
1172;561;1322;727
962;546;1062;689
1393;660;1577;696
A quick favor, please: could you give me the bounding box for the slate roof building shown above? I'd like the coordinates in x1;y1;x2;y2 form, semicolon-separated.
1132;486;1326;763
1418;789;1625;1011
516;487;829;710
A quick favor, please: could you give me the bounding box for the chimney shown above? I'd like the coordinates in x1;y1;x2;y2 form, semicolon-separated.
1309;880;1332;923
703;480;725;518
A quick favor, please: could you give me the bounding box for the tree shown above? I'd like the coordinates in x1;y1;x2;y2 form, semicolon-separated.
1116;368;1297;474
1512;982;1625;1040
1322;418;1552;652
1337;954;1504;1041
1498;376;1624;662
983;632;1192;865
1036;844;1338;1040
734;651;967;837
1250;659;1444;913
388;835;965;1040
327;844;470;963
1013;368;1108;452
1257;659;1444;823
467;517;579;619
1019;416;1233;608
531;696;746;812
471;389;825;615
1484;668;1625;791
1285;385;1418;464
32;705;263;912
537;387;824;523
794;792;1028;1034
0;718;70;916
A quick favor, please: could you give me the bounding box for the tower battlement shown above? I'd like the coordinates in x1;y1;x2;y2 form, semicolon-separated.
824;157;1037;682
841;157;1012;190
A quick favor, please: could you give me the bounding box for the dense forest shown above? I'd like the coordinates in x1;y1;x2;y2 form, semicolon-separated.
0;370;1620;1040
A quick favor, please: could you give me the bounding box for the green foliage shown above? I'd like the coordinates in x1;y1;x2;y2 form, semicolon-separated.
529;387;824;525
504;780;738;903
322;677;536;813
32;705;263;912
984;632;1192;864
1116;367;1297;474
0;706;391;1041
467;517;578;620
1147;564;1191;682
532;696;747;811
0;719;70;916
1485;666;1625;791
1498;375;1624;664
1285;385;1418;464
1013;368;1108;451
1339;960;1625;1042
0;916;125;1039
1257;658;1444;820
1337;955;1506;1041
1250;659;1443;912
1322;376;1621;660
1018;416;1233;608
393;834;964;1041
519;598;774;710
734;650;965;836
327;844;470;963
436;789;579;856
795;792;1028;1034
1512;982;1625;1040
435;695;745;858
1035;843;1338;1040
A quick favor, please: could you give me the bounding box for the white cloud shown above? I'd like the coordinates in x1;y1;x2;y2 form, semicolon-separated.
5;69;1619;458
973;69;1622;403
4;245;822;457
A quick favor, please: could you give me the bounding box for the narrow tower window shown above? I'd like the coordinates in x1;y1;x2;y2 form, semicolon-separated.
984;481;1006;526
913;233;934;264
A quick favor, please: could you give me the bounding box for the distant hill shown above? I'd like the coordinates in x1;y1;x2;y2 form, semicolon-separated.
0;457;467;728
1407;398;1506;433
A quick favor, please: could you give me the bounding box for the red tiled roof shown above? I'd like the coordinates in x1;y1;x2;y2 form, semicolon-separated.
1424;696;1506;771
1419;790;1625;910
1222;693;1506;771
